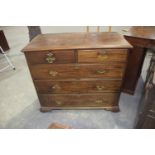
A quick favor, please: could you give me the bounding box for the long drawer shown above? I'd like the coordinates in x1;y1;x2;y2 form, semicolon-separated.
30;63;125;80
78;49;128;63
34;79;122;94
38;93;120;107
25;50;75;64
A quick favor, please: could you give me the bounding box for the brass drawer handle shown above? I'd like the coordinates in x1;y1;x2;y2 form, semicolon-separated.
96;70;107;74
56;101;62;105
147;115;155;119
49;70;58;77
149;109;155;114
98;50;108;61
96;85;105;91
95;100;103;104
52;84;61;90
46;53;56;63
95;99;108;104
100;49;107;54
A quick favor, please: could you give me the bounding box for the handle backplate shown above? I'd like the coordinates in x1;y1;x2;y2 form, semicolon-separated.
46;53;56;63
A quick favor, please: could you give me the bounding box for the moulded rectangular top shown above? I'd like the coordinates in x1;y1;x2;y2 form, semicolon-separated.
22;32;132;52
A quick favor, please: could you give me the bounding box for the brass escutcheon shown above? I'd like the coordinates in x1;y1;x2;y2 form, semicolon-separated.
56;101;62;105
96;70;107;74
95;100;103;104
95;99;108;104
49;70;58;77
96;85;105;91
52;84;61;90
46;52;56;63
98;50;108;61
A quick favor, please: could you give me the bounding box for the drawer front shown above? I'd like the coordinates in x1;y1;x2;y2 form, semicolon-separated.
142;115;155;129
78;49;128;63
149;103;155;113
25;50;75;64
38;93;120;107
34;80;122;94
30;63;125;80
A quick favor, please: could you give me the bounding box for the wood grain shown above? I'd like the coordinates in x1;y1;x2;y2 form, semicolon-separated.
34;79;122;94
78;49;128;63
25;50;75;64
38;93;120;107
22;32;132;52
30;63;126;80
124;26;155;40
122;46;146;94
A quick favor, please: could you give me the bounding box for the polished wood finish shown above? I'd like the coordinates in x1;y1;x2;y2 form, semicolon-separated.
22;32;132;111
78;49;128;63
34;80;122;94
22;32;132;52
0;30;9;51
124;26;155;40
30;63;125;80
122;26;155;94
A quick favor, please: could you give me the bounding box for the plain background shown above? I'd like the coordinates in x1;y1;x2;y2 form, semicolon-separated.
0;0;155;155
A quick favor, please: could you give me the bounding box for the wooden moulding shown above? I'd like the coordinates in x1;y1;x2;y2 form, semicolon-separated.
40;106;120;113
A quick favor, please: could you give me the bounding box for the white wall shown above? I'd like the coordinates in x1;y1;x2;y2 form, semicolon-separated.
41;26;130;33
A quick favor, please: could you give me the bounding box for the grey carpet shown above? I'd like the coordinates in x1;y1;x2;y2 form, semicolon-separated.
4;77;144;129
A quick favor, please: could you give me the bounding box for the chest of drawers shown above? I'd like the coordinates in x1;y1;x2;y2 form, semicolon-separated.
22;32;132;112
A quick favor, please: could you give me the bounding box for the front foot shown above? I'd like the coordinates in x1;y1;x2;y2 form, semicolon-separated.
103;106;120;112
40;107;53;112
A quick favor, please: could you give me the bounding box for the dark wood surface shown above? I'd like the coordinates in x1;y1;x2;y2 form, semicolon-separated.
122;46;146;94
122;26;155;94
124;26;155;40
135;54;155;128
22;32;131;111
39;93;120;108
29;63;125;80
34;79;122;94
0;30;10;51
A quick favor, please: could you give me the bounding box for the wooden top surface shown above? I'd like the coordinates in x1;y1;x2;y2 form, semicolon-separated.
22;32;132;52
124;26;155;40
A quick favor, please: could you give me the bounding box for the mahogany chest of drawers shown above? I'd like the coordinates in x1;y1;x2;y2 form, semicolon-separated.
22;32;132;112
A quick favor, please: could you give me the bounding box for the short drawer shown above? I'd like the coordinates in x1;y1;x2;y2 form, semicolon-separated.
25;50;75;64
34;79;122;94
38;93;120;107
30;63;125;80
78;49;128;63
